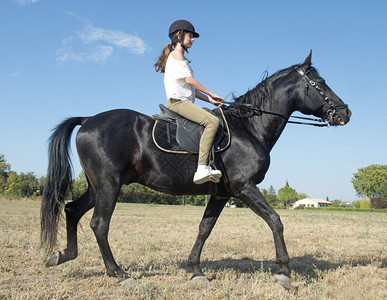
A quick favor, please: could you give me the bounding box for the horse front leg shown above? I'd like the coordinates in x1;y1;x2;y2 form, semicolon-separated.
188;196;229;280
238;185;292;289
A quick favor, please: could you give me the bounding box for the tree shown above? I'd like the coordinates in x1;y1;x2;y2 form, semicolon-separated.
38;176;46;196
297;192;309;200
375;182;387;199
2;171;41;198
277;181;298;209
360;199;371;209
0;154;11;194
3;171;22;198
71;171;88;198
370;198;387;209
118;183;187;205
261;185;280;207
0;154;10;175
352;165;387;199
18;172;39;197
0;154;44;199
331;199;347;207
352;200;361;209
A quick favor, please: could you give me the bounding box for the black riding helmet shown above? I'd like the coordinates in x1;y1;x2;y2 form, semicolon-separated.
168;20;199;52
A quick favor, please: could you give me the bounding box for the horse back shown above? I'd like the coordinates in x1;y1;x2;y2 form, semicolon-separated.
74;109;216;195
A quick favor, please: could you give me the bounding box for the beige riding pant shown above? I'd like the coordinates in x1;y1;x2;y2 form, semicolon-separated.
167;98;219;165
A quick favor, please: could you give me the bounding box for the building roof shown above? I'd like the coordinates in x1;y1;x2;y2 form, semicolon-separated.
298;198;332;204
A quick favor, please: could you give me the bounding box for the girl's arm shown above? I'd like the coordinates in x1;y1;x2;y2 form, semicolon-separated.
185;76;223;106
195;90;223;107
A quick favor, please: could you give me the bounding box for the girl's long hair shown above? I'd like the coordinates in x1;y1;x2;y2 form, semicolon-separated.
154;34;178;73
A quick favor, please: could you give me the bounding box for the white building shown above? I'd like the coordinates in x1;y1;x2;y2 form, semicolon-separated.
292;198;333;209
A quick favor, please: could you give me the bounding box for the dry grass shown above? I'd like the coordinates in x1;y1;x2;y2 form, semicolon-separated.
0;198;386;299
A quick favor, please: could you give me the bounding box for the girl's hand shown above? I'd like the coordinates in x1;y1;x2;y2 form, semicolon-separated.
208;94;224;107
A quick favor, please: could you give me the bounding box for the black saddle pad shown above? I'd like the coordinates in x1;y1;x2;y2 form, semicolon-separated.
152;104;230;154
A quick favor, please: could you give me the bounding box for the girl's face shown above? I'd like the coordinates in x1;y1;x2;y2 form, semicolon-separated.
182;32;194;49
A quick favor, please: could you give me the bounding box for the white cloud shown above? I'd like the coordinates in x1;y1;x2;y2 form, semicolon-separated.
78;21;146;55
57;17;146;64
13;0;39;5
56;46;114;63
57;45;114;63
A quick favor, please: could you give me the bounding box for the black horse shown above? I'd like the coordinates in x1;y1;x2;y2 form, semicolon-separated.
41;52;351;288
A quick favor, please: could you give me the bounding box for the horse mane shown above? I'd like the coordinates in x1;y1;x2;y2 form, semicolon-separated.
234;64;301;107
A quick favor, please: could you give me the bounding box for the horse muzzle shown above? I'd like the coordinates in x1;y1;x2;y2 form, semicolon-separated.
326;106;351;126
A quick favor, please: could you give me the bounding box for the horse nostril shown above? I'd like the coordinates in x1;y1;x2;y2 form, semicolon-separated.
347;109;352;117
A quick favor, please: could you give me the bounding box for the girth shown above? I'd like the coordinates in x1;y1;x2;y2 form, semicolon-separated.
152;104;230;154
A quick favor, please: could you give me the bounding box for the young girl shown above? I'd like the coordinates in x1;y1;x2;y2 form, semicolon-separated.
154;20;224;184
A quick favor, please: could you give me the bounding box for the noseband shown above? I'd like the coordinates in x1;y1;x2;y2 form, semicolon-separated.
294;66;349;123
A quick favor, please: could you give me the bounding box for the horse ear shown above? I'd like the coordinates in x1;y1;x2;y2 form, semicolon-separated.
302;50;313;69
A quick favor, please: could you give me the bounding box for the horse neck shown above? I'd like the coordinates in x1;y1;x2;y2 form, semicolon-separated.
236;77;297;151
261;90;294;150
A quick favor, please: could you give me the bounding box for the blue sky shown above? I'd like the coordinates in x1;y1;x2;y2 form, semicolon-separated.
1;0;386;203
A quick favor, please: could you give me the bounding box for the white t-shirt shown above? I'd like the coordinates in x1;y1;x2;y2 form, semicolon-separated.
164;54;195;103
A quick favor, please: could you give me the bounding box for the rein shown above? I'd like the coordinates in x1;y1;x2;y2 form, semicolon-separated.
223;101;329;127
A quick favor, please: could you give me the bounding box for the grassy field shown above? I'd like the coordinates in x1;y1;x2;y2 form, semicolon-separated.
0;198;385;299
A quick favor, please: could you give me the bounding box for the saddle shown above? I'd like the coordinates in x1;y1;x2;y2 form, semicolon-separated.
152;104;230;154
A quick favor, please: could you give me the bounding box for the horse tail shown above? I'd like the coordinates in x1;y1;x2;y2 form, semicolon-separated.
40;117;86;252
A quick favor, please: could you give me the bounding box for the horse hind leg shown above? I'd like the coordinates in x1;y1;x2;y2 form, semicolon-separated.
89;182;126;277
46;189;95;267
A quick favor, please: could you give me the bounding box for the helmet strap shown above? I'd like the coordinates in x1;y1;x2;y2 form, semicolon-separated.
182;30;189;53
171;30;189;53
177;30;189;53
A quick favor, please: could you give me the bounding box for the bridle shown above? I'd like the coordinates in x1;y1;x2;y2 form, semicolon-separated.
294;66;349;124
223;66;349;127
223;100;329;127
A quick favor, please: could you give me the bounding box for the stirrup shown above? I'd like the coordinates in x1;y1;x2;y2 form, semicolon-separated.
208;174;221;183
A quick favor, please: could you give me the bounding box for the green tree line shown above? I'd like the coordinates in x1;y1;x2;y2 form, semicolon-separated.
0;154;45;199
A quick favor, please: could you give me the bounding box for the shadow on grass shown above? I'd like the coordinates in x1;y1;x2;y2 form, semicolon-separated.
63;254;385;281
179;254;386;280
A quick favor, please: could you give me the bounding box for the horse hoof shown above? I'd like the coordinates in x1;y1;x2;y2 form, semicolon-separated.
274;273;292;290
119;278;138;288
191;276;209;288
45;251;60;267
107;268;127;278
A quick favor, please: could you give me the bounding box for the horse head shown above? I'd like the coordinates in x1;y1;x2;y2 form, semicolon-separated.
294;51;351;126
